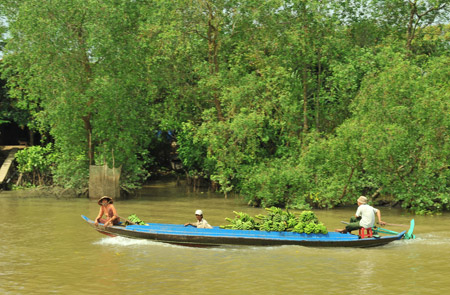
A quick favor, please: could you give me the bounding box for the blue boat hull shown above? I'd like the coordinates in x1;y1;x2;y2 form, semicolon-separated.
81;215;405;248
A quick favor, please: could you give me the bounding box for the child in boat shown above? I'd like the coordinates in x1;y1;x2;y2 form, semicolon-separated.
184;209;213;229
95;196;120;227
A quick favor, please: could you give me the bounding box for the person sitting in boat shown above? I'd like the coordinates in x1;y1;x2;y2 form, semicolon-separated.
336;196;385;234
184;209;213;229
95;196;120;227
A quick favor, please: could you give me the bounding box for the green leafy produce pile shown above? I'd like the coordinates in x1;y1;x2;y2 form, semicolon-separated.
220;207;328;234
125;214;146;225
221;211;259;230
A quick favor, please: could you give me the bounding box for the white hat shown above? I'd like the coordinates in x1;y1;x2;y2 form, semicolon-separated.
357;196;368;204
195;209;203;215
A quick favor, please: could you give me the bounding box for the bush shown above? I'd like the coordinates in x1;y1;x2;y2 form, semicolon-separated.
15;144;56;186
240;158;311;209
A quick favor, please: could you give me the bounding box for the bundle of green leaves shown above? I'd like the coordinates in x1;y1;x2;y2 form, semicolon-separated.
292;210;328;234
125;214;146;225
220;207;328;234
220;211;259;230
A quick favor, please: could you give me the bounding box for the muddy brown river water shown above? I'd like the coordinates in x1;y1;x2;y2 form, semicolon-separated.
1;180;449;294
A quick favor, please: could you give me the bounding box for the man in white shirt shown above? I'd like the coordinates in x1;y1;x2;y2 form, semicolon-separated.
336;196;385;233
184;209;213;229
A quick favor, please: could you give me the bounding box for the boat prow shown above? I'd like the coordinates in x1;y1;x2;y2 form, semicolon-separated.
404;219;415;239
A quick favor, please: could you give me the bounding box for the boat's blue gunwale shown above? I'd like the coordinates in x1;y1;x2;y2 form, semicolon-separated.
81;215;405;247
116;221;405;242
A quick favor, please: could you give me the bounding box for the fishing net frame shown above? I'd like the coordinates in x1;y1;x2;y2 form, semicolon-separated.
88;164;121;200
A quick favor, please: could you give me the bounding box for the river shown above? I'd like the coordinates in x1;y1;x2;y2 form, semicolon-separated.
1;180;449;294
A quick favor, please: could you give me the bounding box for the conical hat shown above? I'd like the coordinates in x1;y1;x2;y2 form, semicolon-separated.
98;196;113;205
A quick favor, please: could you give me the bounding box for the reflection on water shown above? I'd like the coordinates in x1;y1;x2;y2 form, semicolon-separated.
1;180;450;294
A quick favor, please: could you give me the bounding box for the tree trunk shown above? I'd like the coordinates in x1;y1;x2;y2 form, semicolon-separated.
340;159;363;200
405;1;446;52
206;2;224;121
74;16;95;166
28;129;34;146
82;115;94;165
316;50;322;132
406;1;417;51
302;67;308;132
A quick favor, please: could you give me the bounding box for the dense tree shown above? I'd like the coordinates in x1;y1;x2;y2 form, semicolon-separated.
338;0;450;52
1;0;155;188
1;0;449;213
333;51;450;213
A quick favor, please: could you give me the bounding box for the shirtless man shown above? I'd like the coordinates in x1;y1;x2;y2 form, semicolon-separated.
95;196;120;227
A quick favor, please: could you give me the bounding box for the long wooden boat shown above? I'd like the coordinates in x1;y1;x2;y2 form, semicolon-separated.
81;215;410;248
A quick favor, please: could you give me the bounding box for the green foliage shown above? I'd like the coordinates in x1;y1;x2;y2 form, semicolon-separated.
221;211;259;230
0;71;31;128
126;214;146;226
221;207;328;234
2;0;155;189
323;51;450;213
1;0;449;214
240;158;308;209
177;121;213;175
292;210;327;234
15;144;56;185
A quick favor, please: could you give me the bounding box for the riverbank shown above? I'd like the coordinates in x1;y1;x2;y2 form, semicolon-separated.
0;173;184;199
0;186;87;199
2;176;447;216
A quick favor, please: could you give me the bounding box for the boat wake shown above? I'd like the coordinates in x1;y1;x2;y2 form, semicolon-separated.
402;233;450;246
93;236;229;250
93;237;287;252
94;236;161;247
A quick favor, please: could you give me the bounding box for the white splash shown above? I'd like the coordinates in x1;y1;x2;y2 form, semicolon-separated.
94;236;160;246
